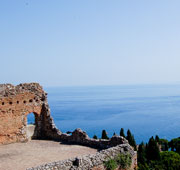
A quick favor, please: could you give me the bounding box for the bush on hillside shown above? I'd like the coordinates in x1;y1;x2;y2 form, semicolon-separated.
104;153;132;170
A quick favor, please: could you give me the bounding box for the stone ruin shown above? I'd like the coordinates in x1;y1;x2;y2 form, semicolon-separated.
0;83;137;169
0;83;60;144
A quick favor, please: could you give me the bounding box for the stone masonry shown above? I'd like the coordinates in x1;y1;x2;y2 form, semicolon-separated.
27;143;137;170
0;83;137;169
0;83;61;144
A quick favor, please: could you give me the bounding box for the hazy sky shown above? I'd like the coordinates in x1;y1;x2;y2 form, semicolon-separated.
0;0;180;87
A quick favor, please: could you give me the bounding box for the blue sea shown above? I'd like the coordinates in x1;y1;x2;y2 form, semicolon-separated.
29;84;180;143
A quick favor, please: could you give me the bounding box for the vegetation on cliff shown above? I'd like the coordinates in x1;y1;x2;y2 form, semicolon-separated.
126;129;137;151
95;129;180;170
138;136;180;170
104;153;132;170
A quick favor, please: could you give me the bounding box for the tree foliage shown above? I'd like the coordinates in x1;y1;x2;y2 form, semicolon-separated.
138;136;180;170
159;139;169;151
137;142;147;164
160;151;180;170
126;129;137;150
93;135;98;139
120;128;125;138
155;135;160;143
169;137;180;154
101;129;109;139
113;132;116;136
146;136;160;161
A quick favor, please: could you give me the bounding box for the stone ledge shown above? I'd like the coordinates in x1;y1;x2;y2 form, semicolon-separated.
27;143;137;170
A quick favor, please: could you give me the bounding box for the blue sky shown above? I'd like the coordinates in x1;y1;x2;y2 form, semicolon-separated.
0;0;180;86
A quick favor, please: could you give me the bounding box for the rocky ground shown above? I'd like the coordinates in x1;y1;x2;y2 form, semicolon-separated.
0;140;97;170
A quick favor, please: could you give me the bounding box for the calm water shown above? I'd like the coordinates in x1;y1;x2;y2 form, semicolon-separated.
29;84;180;143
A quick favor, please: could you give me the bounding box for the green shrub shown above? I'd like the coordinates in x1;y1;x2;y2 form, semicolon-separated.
104;153;132;170
138;163;150;170
116;153;132;169
160;151;180;170
104;159;118;170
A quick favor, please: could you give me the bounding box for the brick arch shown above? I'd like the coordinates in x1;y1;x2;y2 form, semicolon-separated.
25;112;39;140
0;83;61;144
26;111;39;125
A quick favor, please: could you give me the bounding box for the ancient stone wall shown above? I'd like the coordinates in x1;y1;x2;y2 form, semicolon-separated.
0;83;61;144
27;143;137;170
50;128;129;149
27;128;137;170
0;83;137;170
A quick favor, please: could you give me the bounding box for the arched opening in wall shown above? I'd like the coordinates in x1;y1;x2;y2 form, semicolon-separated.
26;112;37;140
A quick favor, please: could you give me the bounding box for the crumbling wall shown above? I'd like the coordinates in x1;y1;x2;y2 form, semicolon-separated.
0;83;60;144
27;128;137;170
27;143;137;170
0;83;137;170
52;128;130;149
